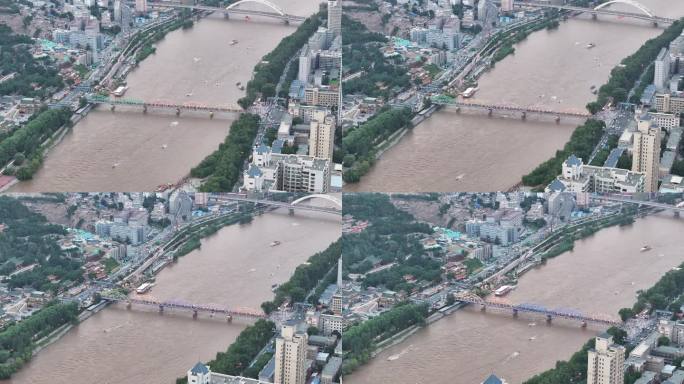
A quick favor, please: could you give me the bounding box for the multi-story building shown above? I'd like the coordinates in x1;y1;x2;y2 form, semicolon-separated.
655;48;671;90
327;0;342;36
319;313;345;335
548;154;645;194
500;0;514;12
309;115;335;160
304;86;340;108
274;323;308;384
633;117;662;193
654;93;684;114
135;0;147;13
243;144;331;193
647;111;679;130
587;333;625;384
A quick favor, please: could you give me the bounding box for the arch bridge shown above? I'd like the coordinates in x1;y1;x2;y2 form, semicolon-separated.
142;0;306;23
510;0;674;25
211;194;342;215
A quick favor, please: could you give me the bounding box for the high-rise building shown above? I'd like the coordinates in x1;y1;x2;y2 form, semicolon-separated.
135;0;147;14
477;0;488;20
633;117;662;193
336;257;343;287
327;0;342;36
274;322;308;384
587;333;625;384
113;0;122;23
298;45;311;83
500;0;514;12
308;115;335;160
654;47;671;90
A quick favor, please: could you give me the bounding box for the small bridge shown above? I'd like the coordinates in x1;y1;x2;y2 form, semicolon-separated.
101;293;266;321
432;95;591;122
454;292;621;326
87;95;243;118
143;0;306;24
212;194;342;215
512;0;674;26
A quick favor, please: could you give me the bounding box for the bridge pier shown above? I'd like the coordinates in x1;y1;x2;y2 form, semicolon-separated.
224;12;229;19
591;13;597;20
675;211;680;218
521;111;526;120
110;104;116;112
226;315;233;323
126;301;132;309
175;108;181;116
209;111;214;119
555;115;560;124
653;21;658;27
159;304;164;313
480;304;486;312
193;310;198;319
512;308;518;318
289;208;295;215
546;314;553;324
581;321;588;328
455;106;461;114
143;104;148;114
283;18;289;25
488;108;493;117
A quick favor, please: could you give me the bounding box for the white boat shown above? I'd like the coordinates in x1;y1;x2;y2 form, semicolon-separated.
161;144;168;149
494;285;516;297
640;245;652;252
270;240;281;247
112;85;128;97
112;163;119;168
586;43;596;49
462;86;479;98
136;282;154;294
230;39;238;46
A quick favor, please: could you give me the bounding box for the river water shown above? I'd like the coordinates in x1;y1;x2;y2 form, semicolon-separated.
3;208;340;384
11;0;318;192
346;213;684;384
346;0;684;192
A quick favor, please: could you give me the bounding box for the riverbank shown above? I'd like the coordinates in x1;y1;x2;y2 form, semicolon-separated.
522;17;684;189
341;208;643;379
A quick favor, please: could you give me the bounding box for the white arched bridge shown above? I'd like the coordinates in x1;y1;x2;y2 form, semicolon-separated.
141;0;306;23
212;193;342;215
509;0;674;25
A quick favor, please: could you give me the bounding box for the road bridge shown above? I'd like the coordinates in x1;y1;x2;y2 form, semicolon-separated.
101;293;266;321
432;95;591;122
453;292;621;326
86;95;242;118
591;195;684;216
511;0;674;26
212;194;342;215
140;0;306;24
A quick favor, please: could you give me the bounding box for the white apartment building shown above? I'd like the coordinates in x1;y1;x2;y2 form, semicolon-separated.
274;323;308;384
587;334;626;384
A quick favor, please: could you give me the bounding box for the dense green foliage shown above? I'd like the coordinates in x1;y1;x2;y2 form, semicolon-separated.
0;108;72;179
0;197;83;292
0;25;63;97
342;193;440;293
523;339;594;384
342;17;407;99
238;11;323;108
191;113;260;191
631;260;684;314
342;302;429;374
342;107;413;183
262;239;342;313
0;301;79;379
522;119;604;187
